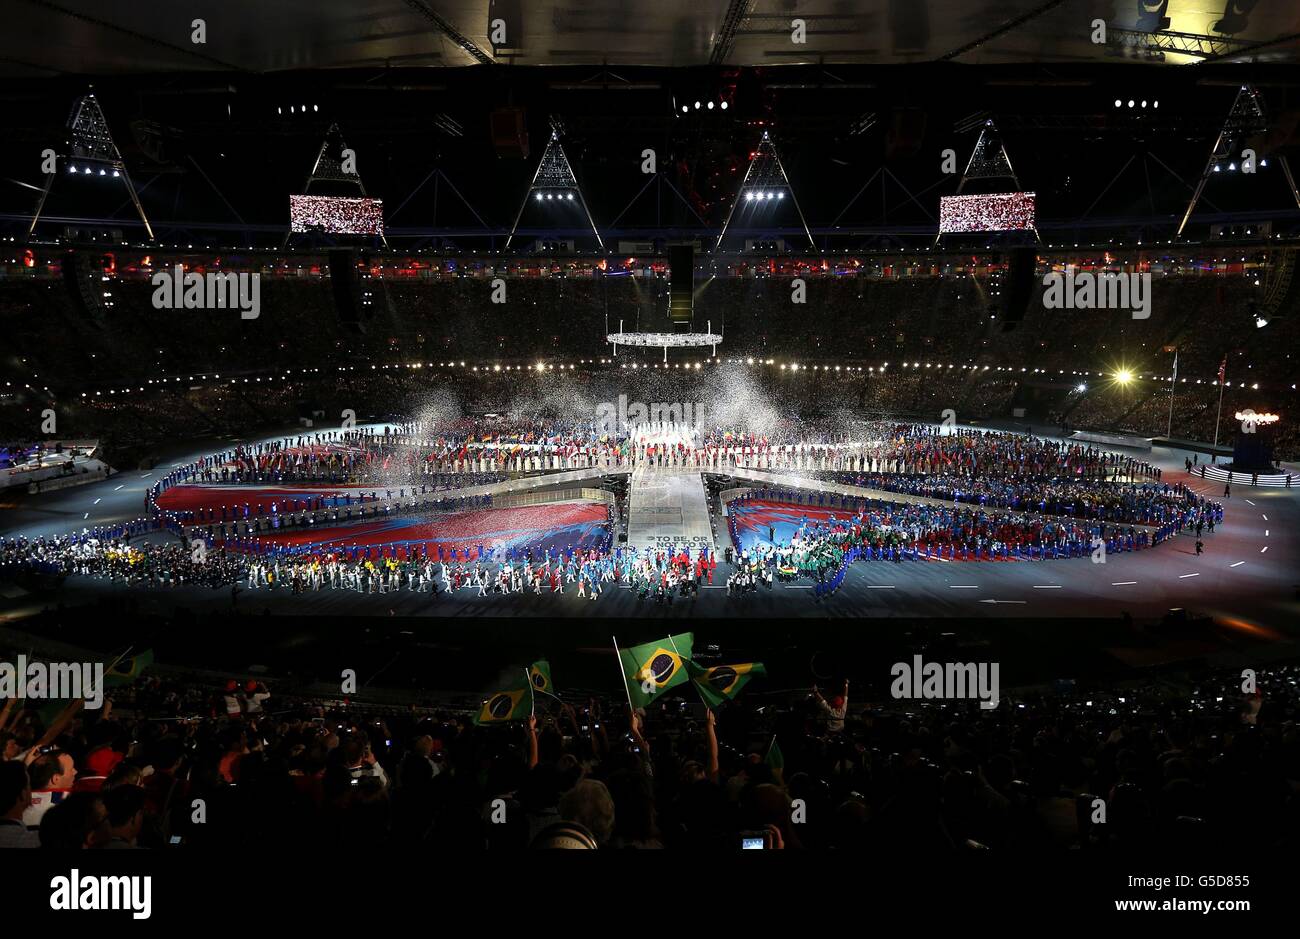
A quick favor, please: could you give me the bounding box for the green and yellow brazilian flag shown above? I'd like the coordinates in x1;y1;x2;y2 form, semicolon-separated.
686;660;766;709
528;660;555;698
473;675;534;725
36;648;155;726
617;633;694;708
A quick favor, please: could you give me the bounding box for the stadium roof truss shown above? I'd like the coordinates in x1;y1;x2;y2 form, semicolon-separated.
505;129;603;250
28;92;154;240
715;131;817;252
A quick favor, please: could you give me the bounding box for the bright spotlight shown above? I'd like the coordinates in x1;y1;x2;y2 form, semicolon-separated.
1228;162;1236;171
1127;100;1135;108
720;101;728;110
707;101;714;110
1076;383;1087;392
694;101;701;109
777;191;785;199
681;105;688;113
744;192;753;201
1116;369;1133;384
1141;100;1147;108
67;165;76;174
566;193;574;200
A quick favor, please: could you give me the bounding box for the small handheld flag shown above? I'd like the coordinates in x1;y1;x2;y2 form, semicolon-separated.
616;633;694;708
687;660;766;709
473;675;534;725
528;660;557;698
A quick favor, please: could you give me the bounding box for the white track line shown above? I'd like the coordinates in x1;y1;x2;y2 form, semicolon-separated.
1262;514;1268;521
1112;581;1137;586
1032;584;1062;589
949;584;979;589
1179;572;1200;578
1261;546;1268;553
867;585;896;589
1230;561;1245;568
113;485;124;491
1245;499;1256;506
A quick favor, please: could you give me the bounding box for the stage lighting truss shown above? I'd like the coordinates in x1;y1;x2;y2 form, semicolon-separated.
286;123;388;248
961;119;1020;183
1177;84;1299;238
29;93;154;240
935;118;1039;246
607;327;722;363
716;131;815;251
507;130;602;250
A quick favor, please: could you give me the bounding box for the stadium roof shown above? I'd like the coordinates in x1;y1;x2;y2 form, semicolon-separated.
5;0;1300;76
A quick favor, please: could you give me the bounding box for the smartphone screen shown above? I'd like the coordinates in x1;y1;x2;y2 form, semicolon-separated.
741;836;766;850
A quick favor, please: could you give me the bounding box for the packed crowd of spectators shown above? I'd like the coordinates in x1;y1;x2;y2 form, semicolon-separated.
3;657;1294;852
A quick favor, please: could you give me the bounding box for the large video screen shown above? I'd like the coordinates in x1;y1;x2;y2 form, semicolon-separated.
938;192;1036;234
289;194;384;235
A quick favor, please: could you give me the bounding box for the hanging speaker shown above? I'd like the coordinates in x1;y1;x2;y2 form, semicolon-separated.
328;249;365;334
1002;247;1037;330
668;244;694;324
490;107;529;160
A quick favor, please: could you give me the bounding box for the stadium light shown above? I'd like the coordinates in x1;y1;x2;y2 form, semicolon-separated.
1116;369;1133;384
